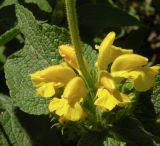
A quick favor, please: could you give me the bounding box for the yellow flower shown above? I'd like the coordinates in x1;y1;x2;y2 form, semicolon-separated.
96;32;133;70
59;44;79;69
59;44;87;75
30;64;76;98
30;46;88;121
94;71;130;111
49;77;87;121
94;32;133;111
111;54;160;91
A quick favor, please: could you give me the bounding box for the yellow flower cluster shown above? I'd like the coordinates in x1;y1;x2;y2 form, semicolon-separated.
30;45;87;121
30;32;159;121
95;32;159;111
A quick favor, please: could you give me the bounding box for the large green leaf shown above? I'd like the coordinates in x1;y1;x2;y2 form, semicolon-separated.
5;43;51;115
0;94;32;146
78;4;141;29
5;4;69;115
5;4;97;115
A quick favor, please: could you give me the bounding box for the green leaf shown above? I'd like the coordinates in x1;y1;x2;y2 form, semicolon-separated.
81;43;97;71
15;4;69;64
0;27;20;46
0;94;32;146
0;112;32;146
151;74;160;118
5;44;51;115
78;4;141;29
5;4;97;115
25;0;52;13
4;4;70;115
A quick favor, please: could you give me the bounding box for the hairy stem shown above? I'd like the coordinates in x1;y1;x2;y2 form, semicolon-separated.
65;0;95;90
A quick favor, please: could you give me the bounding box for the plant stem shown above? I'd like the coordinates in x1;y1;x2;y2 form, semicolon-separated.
65;0;95;90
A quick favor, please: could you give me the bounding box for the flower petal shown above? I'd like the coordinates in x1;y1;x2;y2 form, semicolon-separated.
36;82;55;97
98;71;116;90
112;90;130;106
62;77;87;105
128;67;158;91
99;32;116;51
49;98;85;121
95;88;130;111
150;65;160;73
95;88;119;111
97;32;115;70
97;32;133;70
111;54;148;73
30;64;76;86
113;66;158;91
49;98;68;116
64;102;85;121
59;45;78;69
109;46;133;63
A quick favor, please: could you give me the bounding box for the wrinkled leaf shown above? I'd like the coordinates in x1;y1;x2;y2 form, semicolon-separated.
0;94;32;146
